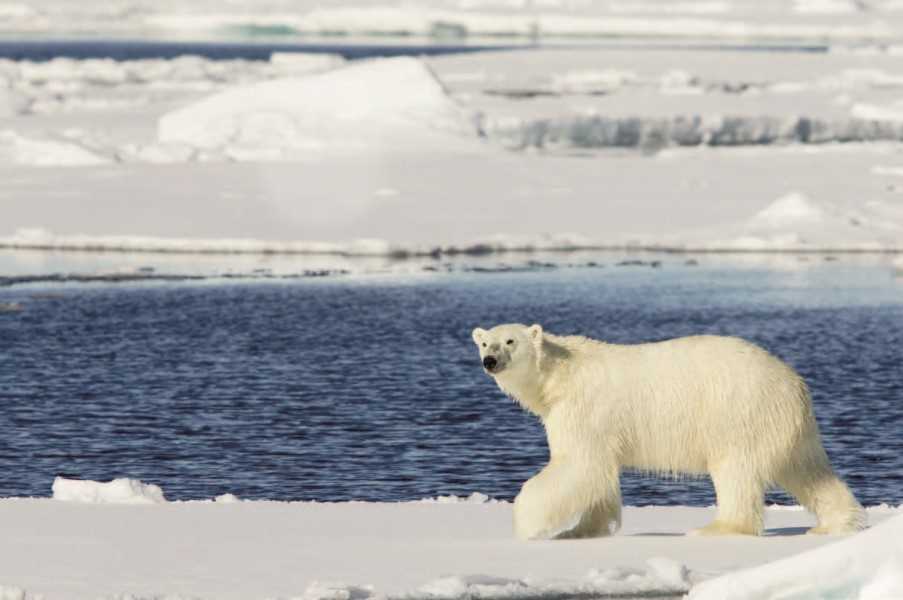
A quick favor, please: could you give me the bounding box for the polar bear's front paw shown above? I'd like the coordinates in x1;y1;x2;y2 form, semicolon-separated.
513;490;583;541
515;512;582;541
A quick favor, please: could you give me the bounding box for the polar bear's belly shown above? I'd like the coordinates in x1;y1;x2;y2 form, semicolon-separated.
620;444;711;475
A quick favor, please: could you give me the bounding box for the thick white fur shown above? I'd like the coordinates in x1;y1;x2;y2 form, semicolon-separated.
472;323;865;540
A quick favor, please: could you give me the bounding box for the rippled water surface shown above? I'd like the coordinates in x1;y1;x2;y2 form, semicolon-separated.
1;258;901;505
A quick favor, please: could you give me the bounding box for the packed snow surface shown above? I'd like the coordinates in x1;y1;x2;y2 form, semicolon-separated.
0;478;900;600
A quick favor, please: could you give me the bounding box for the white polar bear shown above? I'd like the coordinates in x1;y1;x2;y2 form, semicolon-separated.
472;323;865;540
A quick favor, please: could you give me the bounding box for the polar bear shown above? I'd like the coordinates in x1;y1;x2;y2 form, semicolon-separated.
472;323;865;540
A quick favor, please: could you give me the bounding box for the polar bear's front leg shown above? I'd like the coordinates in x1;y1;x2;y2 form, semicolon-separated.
513;459;621;541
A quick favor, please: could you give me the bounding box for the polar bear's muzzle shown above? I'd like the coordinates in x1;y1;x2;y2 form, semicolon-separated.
483;355;503;373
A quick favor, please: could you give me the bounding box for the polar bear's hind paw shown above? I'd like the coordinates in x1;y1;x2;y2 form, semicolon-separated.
689;520;760;536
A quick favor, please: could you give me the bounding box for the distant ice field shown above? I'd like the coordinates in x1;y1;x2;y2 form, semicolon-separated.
1;260;900;505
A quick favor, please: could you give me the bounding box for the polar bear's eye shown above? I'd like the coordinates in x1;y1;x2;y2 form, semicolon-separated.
482;343;487;348
506;339;514;345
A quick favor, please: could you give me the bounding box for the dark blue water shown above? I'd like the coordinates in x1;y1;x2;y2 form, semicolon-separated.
0;262;901;505
0;39;522;62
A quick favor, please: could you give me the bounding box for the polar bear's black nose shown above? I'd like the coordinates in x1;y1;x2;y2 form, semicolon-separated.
483;356;497;370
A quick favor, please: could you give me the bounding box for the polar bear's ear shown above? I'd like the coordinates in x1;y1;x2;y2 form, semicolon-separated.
472;327;487;344
527;324;543;341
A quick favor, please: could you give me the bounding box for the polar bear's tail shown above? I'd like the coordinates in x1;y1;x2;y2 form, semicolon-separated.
775;443;866;534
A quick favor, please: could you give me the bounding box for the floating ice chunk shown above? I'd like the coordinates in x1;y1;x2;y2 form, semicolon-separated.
214;493;241;504
0;130;109;166
689;512;903;599
851;102;903;122
0;84;24;118
416;574;527;599
52;477;167;505
296;581;372;600
158;57;478;157
0;3;36;19
549;68;638;94
645;557;691;589
794;0;857;14
412;558;691;599
103;595;200;600
0;585;42;600
422;492;500;504
119;142;196;164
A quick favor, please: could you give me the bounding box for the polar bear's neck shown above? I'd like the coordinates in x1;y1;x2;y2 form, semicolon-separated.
497;334;579;420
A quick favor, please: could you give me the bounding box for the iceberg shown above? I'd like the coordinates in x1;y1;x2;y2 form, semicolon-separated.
157;57;480;159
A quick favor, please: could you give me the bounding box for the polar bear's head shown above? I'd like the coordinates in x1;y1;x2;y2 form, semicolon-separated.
471;323;543;380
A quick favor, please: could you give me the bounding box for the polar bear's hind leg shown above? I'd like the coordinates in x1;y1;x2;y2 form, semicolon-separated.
775;459;865;535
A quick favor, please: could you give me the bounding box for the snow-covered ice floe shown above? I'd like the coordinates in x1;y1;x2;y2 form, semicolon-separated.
51;476;167;505
3;182;902;256
1;478;901;600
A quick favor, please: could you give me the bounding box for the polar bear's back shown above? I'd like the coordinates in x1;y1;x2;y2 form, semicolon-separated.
550;334;817;477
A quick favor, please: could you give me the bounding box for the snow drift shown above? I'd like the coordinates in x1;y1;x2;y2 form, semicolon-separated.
689;512;903;599
157;57;479;159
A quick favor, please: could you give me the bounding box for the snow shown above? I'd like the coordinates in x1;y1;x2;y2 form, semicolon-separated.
51;476;167;505
156;57;477;158
0;477;900;600
689;512;903;600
